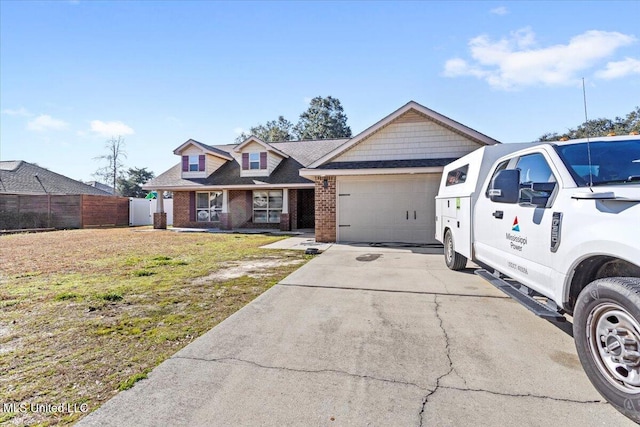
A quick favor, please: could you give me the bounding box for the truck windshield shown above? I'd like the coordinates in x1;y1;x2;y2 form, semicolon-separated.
556;139;640;186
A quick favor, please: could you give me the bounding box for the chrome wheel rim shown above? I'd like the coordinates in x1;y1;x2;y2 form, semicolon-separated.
445;234;454;264
587;302;640;394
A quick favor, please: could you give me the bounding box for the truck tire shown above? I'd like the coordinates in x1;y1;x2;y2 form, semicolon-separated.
444;229;467;271
574;277;640;423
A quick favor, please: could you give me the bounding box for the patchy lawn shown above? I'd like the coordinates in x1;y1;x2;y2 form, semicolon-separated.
0;228;308;426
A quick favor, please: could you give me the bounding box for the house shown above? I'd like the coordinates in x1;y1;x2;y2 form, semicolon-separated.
0;161;111;196
144;101;499;243
86;181;116;195
0;161;128;230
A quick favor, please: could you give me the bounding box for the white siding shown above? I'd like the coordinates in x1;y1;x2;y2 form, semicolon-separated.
335;111;481;162
238;142;284;178
206;154;227;176
181;146;206;179
268;152;282;174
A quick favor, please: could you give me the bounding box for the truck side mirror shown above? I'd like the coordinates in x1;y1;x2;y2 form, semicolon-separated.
489;169;520;203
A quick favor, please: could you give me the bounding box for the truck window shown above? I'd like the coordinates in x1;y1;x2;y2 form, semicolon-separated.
516;153;556;185
485;160;510;197
446;165;469;186
555;139;640;186
515;153;557;205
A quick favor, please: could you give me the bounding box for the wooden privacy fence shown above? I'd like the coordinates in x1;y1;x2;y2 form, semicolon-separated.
0;194;129;230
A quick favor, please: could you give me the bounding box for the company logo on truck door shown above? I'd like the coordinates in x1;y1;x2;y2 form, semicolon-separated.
506;218;527;251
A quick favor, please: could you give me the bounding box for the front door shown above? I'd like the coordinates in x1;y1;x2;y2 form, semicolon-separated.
297;189;315;229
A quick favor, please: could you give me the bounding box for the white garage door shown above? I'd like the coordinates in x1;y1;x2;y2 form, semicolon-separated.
337;174;440;244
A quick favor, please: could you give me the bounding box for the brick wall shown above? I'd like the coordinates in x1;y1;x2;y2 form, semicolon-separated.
172;191;192;228
314;177;336;242
289;189;298;231
229;190;251;228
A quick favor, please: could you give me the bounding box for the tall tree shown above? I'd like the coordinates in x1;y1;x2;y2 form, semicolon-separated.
235;116;294;143
93;136;127;195
117;167;155;198
293;96;352;140
539;106;640;141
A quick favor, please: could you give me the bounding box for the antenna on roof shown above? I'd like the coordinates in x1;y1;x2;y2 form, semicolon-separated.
582;77;594;190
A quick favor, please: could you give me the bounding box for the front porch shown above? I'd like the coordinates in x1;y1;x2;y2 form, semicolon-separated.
158;188;315;232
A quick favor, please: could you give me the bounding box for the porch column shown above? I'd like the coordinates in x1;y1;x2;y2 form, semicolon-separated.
153;191;167;229
220;189;232;230
280;188;290;231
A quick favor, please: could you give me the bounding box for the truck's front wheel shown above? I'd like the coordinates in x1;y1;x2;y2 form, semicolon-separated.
444;230;467;271
574;277;640;422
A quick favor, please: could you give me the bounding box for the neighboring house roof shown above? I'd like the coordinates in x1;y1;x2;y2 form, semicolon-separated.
145;138;346;190
85;181;115;194
307;100;500;168
0;161;111;195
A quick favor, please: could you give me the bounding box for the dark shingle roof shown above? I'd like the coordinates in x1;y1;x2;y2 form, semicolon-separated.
0;161;111;195
145;138;349;189
316;158;459;169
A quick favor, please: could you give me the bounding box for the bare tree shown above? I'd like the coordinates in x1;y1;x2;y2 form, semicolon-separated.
93;136;127;195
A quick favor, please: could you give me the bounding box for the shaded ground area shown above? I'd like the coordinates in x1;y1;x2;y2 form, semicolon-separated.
0;228;308;426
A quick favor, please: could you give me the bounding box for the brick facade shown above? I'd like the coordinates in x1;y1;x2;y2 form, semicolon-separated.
314;176;336;242
153;212;167;229
172;191;192;228
173;189;291;231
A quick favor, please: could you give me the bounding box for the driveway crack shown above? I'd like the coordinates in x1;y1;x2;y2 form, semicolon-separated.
419;295;459;426
438;386;605;404
173;354;428;390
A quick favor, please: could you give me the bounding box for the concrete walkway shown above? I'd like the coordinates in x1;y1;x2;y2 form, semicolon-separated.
78;244;634;426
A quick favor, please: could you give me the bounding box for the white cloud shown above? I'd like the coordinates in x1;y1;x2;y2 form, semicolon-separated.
444;29;637;90
595;57;640;80
490;6;508;16
2;107;32;117
233;127;247;135
27;114;69;131
89;120;135;137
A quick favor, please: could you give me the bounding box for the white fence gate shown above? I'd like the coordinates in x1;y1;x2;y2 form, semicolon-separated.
129;198;173;226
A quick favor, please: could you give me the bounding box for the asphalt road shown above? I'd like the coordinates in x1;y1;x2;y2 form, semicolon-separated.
78;244;635;426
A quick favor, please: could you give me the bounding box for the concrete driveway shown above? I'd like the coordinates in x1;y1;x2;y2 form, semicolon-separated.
78;244;634;426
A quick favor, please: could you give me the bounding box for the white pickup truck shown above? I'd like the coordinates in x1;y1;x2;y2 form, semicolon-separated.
435;135;640;422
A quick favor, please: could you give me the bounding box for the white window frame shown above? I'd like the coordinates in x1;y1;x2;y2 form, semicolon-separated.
249;152;261;170
196;191;223;222
188;155;199;172
253;190;282;224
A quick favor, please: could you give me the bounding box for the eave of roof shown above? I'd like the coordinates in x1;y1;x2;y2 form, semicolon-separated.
172;139;234;160
233;136;289;158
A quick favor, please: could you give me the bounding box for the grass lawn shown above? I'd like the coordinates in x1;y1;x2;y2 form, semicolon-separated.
0;228;308;426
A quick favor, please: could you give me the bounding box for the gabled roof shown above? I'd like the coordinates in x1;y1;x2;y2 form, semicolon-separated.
173;139;234;161
233;136;289;159
307;101;500;168
144;138;347;190
0;161;112;195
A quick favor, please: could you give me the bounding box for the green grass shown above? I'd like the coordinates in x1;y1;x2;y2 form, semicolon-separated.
0;228;307;426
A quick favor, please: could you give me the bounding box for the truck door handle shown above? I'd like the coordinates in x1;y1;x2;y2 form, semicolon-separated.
414;211;416;220
406;211;409;220
493;210;504;219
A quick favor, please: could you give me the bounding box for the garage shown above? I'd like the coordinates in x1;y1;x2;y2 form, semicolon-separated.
337;174;440;244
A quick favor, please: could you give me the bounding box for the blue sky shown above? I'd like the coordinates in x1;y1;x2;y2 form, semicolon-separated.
1;1;639;183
